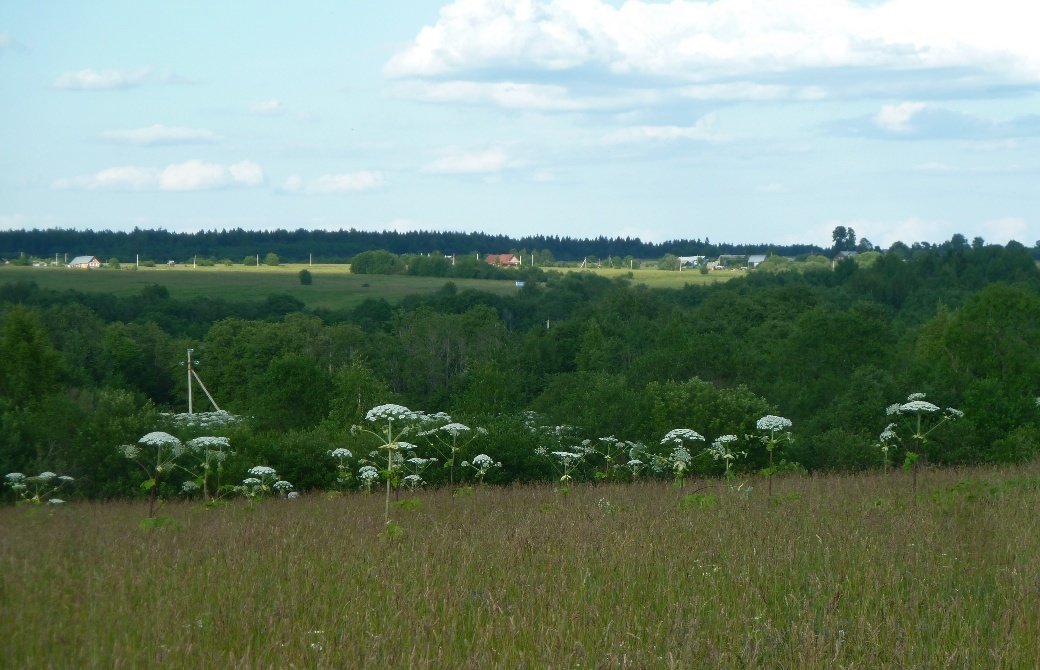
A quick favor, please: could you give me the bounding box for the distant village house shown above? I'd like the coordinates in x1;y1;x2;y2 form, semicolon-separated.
486;253;520;267
68;255;101;269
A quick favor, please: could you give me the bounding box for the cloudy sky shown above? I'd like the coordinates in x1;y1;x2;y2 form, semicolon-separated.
2;0;1038;248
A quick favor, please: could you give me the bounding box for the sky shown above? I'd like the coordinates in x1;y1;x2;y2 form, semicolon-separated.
1;0;1038;248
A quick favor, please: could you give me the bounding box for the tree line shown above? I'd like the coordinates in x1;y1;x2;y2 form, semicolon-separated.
0;227;823;264
2;237;1039;498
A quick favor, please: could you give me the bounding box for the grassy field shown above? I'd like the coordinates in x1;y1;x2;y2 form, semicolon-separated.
544;266;742;288
0;264;736;310
3;463;1039;668
0;265;521;311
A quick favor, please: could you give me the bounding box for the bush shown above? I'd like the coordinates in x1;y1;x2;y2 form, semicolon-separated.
298;269;313;285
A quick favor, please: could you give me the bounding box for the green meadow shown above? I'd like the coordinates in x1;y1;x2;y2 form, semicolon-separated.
3;464;1039;668
0;264;735;310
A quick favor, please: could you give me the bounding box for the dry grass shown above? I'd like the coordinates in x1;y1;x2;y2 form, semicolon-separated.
3;464;1040;668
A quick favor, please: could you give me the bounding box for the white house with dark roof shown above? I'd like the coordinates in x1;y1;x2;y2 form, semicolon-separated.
68;255;101;269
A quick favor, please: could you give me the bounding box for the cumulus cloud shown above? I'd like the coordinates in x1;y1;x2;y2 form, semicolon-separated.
53;160;264;191
282;171;386;194
605;114;726;144
54;68;152;90
421;147;519;174
833;103;1040;140
386;0;1040;88
874;102;929;133
392;80;657;111
101;124;221;145
382;0;1040;116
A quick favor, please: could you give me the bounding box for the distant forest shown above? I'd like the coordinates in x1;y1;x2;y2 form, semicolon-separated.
3;237;1040;497
0;228;823;263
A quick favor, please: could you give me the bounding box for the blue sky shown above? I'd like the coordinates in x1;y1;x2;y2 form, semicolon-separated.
2;0;1038;248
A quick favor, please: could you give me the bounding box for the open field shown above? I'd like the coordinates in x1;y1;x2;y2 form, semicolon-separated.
0;265;519;311
3;463;1039;668
0;264;737;309
545;266;742;288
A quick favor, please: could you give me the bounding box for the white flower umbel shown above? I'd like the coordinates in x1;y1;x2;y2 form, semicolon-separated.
120;431;185;517
328;448;355;490
163;410;243;429
882;393;962;492
753;415;794;497
179;436;234;502
416;418;487;487
353;403;435;527
655;429;706;487
706;435;745;479
462;453;502;486
5;471;75;506
236;465;286;501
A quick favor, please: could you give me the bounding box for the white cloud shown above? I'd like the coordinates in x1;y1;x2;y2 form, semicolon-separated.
282;171;386;194
982;217;1030;245
250;98;285;115
874;102;928;133
392;80;657;111
421;147;519;174
53;160;264;191
54;68;151;90
605;114;726;143
101;124;221;145
679;82;827;101
386;1;1040;95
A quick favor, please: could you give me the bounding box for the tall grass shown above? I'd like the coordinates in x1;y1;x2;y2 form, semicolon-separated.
3;463;1039;668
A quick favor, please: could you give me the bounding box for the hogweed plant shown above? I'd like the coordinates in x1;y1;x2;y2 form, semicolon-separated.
119;431;184;518
358;465;379;493
4;471;74;506
753;415;793;497
177;436;233;503
352;404;433;528
235;465;293;503
657;429;705;488
876;423;899;472
417;420;487;486
460;453;502;486
706;434;746;481
884;393;963;493
536;448;585;494
328;448;354;491
586;436;632;482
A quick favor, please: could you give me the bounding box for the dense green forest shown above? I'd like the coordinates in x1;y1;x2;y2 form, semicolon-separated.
0;227;823;264
2;237;1039;498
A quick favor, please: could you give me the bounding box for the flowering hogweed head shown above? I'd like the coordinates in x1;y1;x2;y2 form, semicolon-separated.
6;472;26;482
37;471;57;481
364;404;421;423
287;491;300;500
899;400;940;414
139;431;181;447
756;415;792;432
248;465;277;478
119;444;141;459
907;392;927;401
273;480;293;492
945;407;964;419
661;428;705;445
187;436;231;451
879;423;899;442
181;480;200;493
242;477;261;486
472;454;494;468
47;498;65;505
328;448;353;459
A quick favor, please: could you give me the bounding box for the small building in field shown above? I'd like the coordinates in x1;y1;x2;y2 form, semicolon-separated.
678;255;705;268
68;255;101;269
747;254;768;268
486;253;520;267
